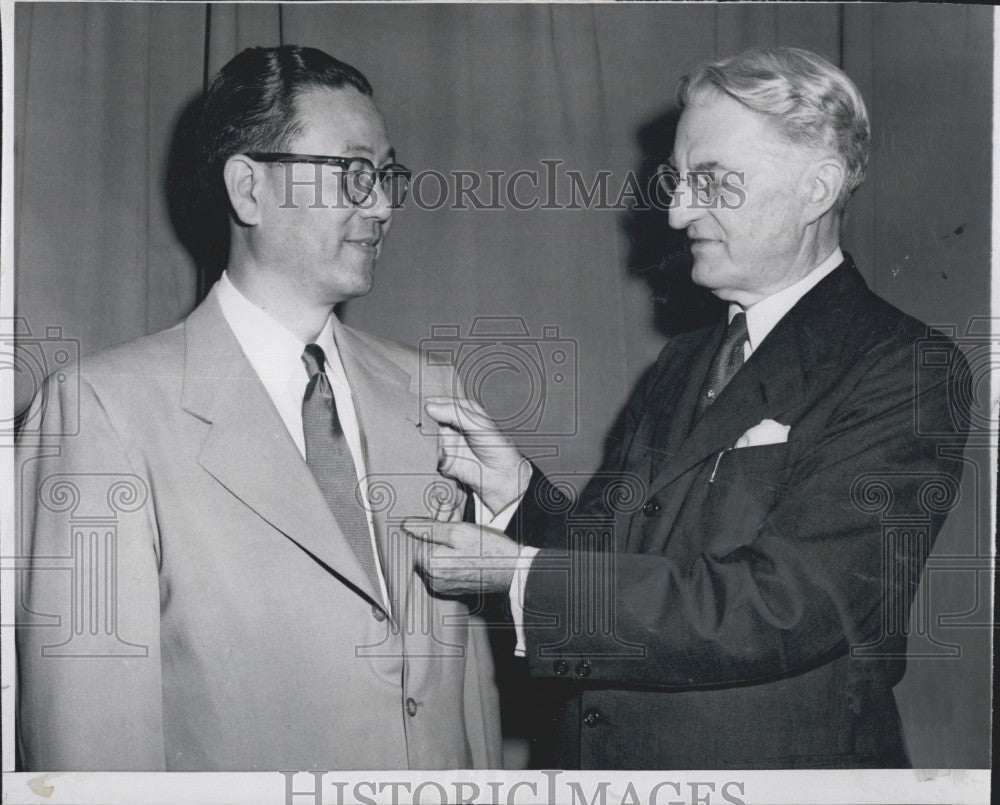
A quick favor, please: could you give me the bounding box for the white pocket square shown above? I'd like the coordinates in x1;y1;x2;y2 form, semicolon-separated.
734;418;790;449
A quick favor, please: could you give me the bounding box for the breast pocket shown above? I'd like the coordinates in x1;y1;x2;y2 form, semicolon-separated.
702;443;795;554
715;442;793;476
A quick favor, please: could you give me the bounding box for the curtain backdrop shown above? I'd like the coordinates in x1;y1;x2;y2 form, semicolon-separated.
12;1;992;768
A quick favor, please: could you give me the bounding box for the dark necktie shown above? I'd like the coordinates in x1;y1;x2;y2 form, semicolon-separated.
301;344;382;603
696;311;749;417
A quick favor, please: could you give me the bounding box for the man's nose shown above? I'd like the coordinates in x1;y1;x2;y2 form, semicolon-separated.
358;179;393;223
667;184;705;230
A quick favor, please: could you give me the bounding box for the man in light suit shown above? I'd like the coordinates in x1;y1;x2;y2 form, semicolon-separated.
406;47;969;768
17;45;501;771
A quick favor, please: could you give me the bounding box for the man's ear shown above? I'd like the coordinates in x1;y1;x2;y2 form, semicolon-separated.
223;155;266;226
802;158;846;224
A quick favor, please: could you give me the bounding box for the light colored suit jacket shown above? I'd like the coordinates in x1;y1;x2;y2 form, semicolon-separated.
16;288;502;770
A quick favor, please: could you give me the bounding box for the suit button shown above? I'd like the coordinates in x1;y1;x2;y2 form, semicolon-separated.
583;709;601;728
643;498;660;517
405;697;419;717
575;661;592;678
372;605;386;622
553;660;569;676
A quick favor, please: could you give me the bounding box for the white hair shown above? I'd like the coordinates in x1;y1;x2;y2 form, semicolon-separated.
678;47;871;211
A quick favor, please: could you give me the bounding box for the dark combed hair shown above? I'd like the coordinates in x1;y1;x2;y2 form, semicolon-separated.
200;45;374;216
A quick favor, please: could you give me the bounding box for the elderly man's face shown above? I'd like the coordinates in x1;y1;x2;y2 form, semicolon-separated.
668;92;817;307
257;86;395;306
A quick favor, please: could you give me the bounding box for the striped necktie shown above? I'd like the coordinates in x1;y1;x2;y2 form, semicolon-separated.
696;311;748;417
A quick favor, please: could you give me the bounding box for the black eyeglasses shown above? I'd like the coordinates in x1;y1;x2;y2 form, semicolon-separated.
246;152;411;208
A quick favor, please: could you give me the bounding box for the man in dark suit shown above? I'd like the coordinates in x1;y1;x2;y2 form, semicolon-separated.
405;47;969;769
17;45;501;770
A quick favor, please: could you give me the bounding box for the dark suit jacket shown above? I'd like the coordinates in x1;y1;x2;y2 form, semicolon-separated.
513;256;969;769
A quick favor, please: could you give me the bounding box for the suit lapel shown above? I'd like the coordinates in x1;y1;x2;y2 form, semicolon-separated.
644;323;724;478
181;291;382;605
653;320;805;493
602;327;718;552
332;318;426;613
646;259;860;500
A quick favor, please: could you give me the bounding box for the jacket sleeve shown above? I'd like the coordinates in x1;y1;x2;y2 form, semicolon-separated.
504;351;668;548
16;373;166;770
521;333;969;689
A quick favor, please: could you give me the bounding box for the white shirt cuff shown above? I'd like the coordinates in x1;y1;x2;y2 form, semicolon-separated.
508;545;540;657
473;491;521;531
473;489;532;656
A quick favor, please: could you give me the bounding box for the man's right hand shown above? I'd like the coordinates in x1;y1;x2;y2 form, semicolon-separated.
423;395;530;516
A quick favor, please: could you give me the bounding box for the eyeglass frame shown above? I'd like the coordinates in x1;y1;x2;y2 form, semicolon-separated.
655;159;745;209
245;151;412;209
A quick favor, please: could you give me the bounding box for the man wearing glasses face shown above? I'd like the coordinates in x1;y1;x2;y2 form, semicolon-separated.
17;45;501;770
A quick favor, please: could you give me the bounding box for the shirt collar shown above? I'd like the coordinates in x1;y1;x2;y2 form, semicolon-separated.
216;270;342;384
729;247;844;354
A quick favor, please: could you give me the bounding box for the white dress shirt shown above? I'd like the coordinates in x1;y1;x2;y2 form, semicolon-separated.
737;247;844;358
215;271;393;609
509;247;845;655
